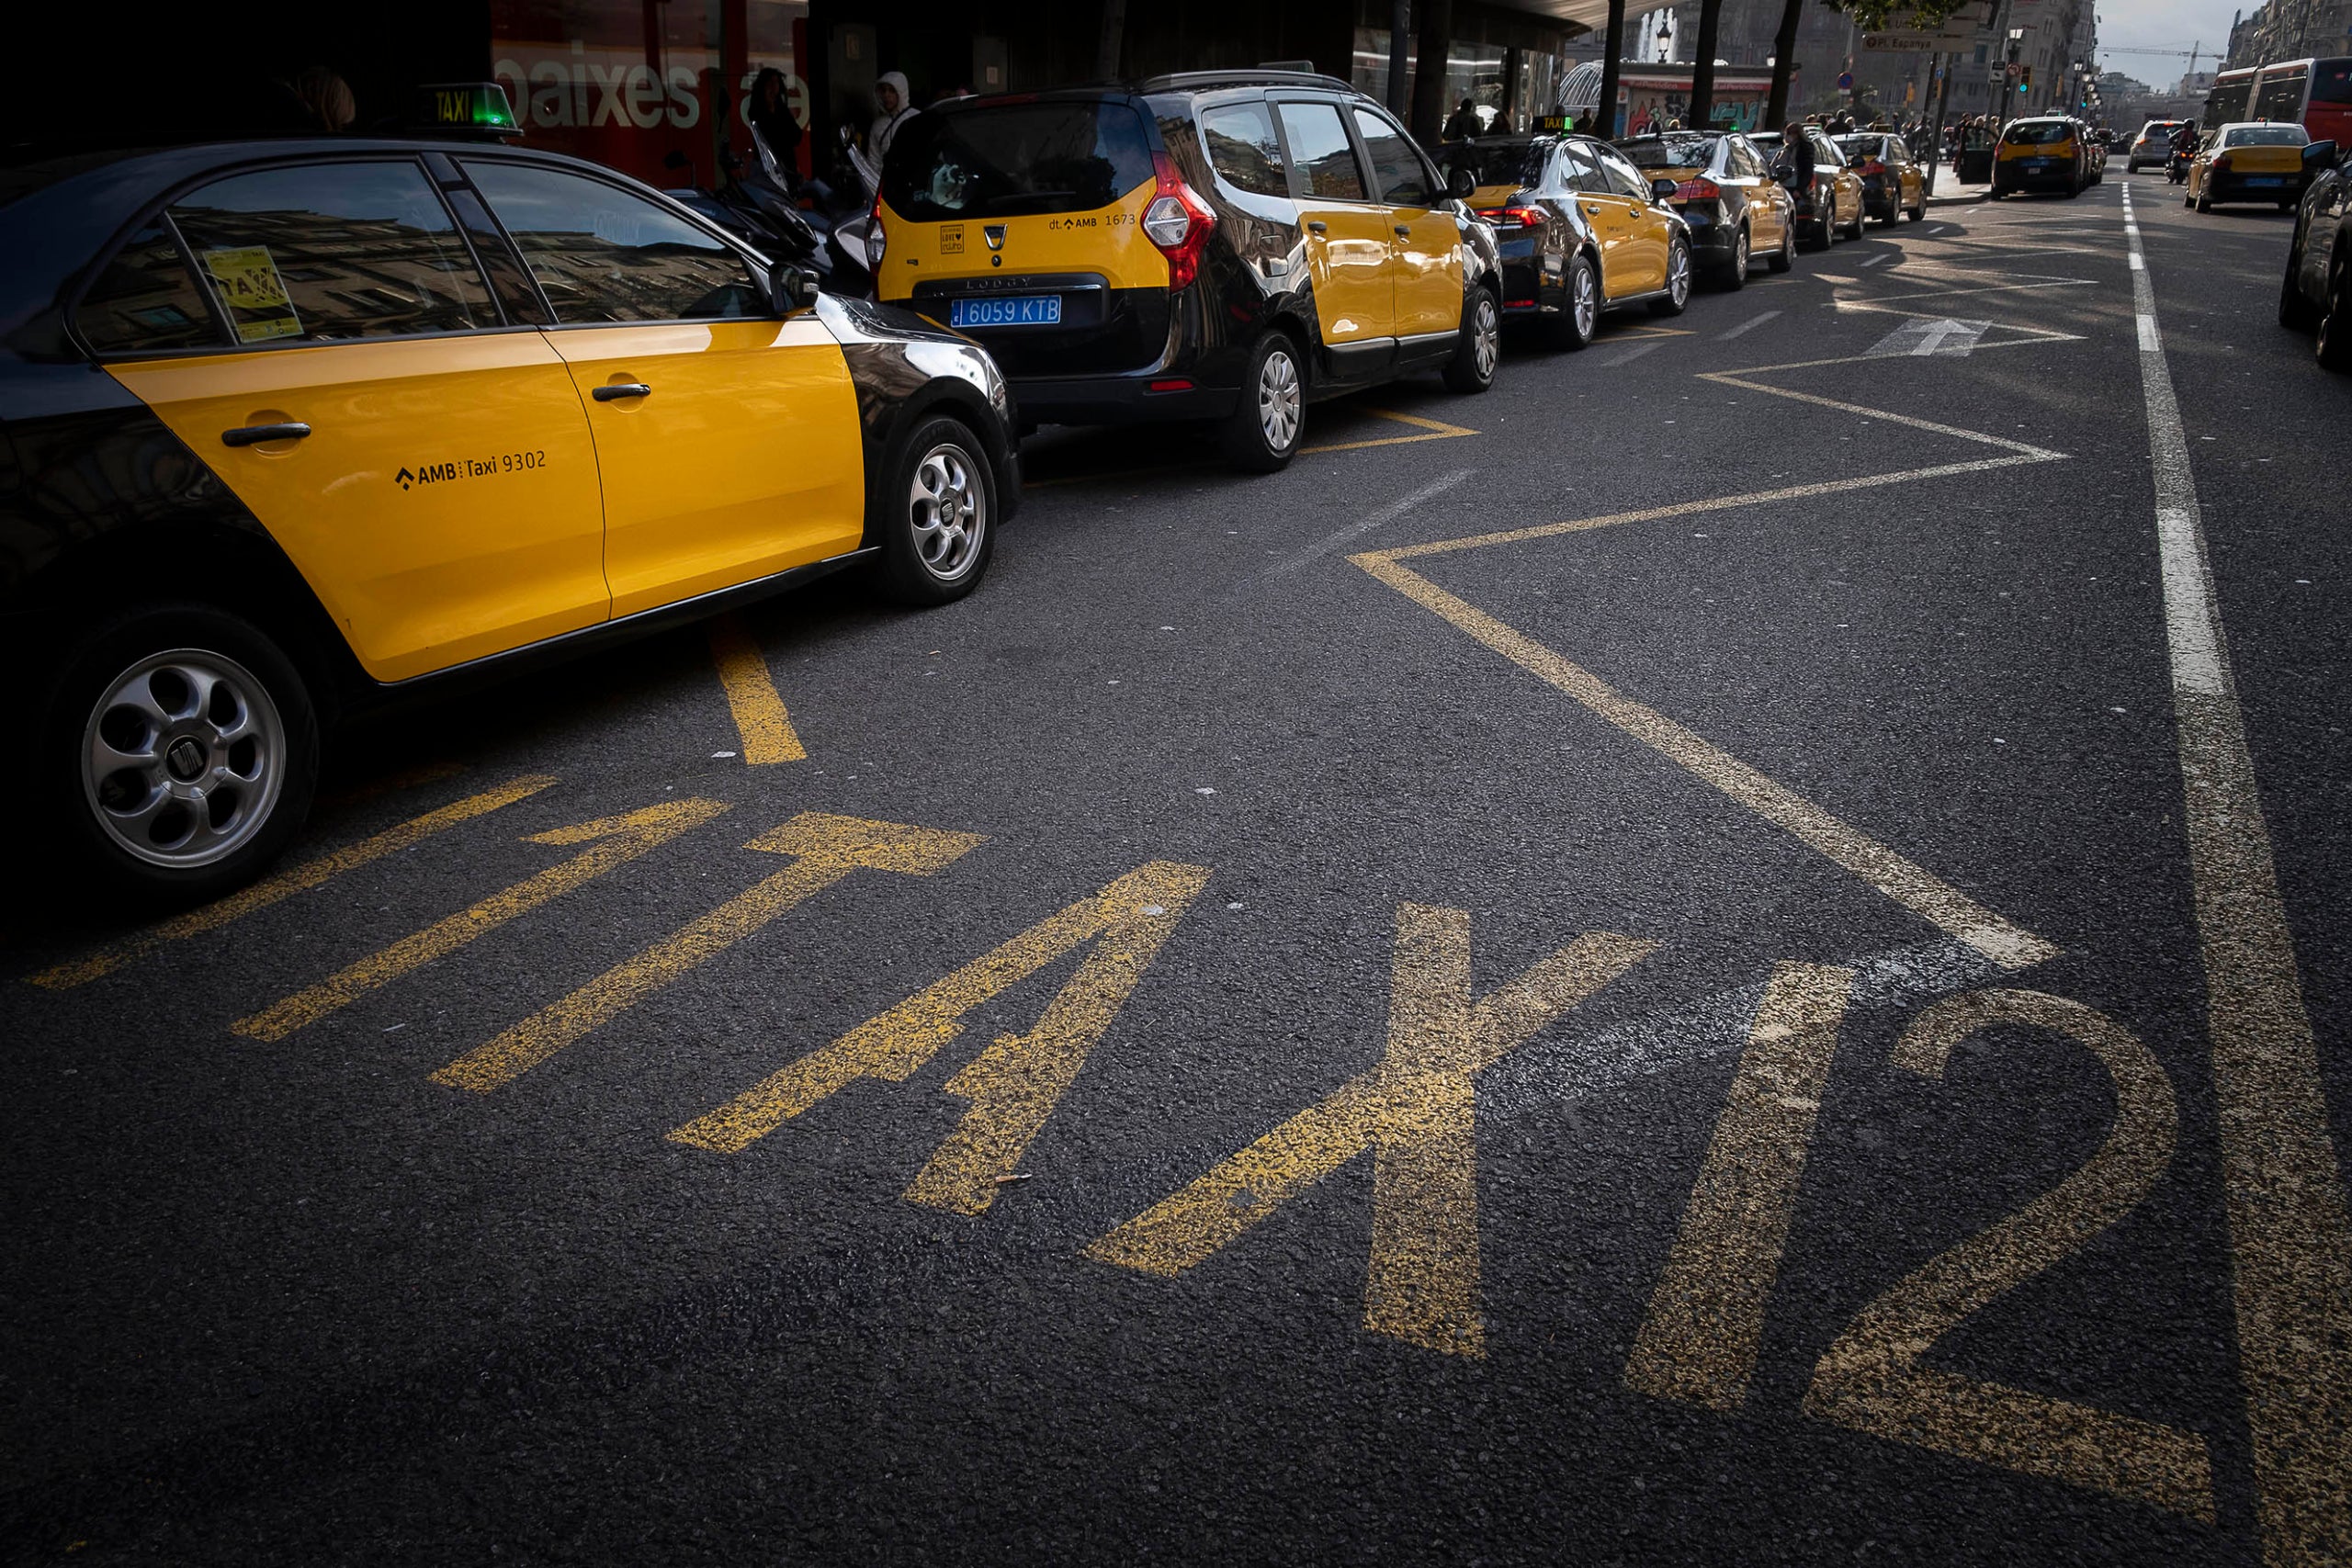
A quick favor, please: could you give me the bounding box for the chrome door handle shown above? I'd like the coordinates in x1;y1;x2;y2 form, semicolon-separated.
594;382;651;401
1306;220;1328;233
220;422;311;447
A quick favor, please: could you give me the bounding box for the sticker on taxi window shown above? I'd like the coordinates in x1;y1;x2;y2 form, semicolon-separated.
200;246;302;344
942;224;964;255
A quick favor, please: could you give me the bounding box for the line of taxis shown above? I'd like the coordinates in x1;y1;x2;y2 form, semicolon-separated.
2;72;1939;900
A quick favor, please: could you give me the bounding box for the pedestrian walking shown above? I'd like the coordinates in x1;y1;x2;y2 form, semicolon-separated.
1442;98;1484;140
869;71;916;164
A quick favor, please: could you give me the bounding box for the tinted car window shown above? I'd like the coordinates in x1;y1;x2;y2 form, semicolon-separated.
1450;140;1551;187
169;162;493;345
1560;141;1611;193
78;222;220;355
1728;138;1764;178
2001;120;2072;145
1351;107;1434;206
2316;61;2352;104
1198;102;1288;197
883;100;1156;220
1594;145;1655;199
2223;124;2309;145
466;162;761;323
1618;133;1719;169
1276;102;1368;200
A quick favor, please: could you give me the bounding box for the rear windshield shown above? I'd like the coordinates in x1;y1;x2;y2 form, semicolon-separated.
2002;120;2073;145
2222;124;2309;145
2140;121;2183;135
882;100;1156;221
1617;133;1718;168
1451;139;1550;186
1836;135;1892;156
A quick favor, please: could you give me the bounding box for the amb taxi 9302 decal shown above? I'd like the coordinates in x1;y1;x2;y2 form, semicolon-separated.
393;449;550;490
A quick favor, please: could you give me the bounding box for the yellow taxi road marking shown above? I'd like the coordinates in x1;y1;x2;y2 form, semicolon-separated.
1086;912;1654;1357
1348;550;2056;970
1625;962;1853;1409
430;814;984;1093
2120;182;2352;1564
232;798;731;1043
1610;324;1700;339
1028;408;1481;489
1803;989;2217;1522
671;861;1209;1218
1355;406;1479;435
707;614;806;764
30;774;557;989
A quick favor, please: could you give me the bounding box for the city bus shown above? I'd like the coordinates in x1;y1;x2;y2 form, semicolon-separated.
2251;57;2352;145
2204;65;2258;126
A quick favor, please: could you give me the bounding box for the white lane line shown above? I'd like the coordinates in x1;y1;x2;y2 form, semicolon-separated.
1262;468;1472;578
2120;179;2352;1567
1719;309;1781;340
1592;338;1665;367
1856;252;1890;267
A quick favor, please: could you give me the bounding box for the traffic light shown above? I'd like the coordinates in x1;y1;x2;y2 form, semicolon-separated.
2020;65;2033;88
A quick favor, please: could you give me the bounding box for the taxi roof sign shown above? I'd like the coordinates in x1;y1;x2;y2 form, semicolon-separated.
1534;114;1574;133
412;83;522;139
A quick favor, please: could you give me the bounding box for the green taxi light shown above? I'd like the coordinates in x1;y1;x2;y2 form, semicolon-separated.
413;83;521;138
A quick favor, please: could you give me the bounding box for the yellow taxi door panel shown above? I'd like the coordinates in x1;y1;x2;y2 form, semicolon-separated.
1276;100;1394;344
1586;144;1668;294
109;336;608;683
547;319;865;618
1350;107;1464;339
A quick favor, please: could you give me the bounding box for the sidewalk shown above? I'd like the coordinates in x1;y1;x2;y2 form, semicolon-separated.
1927;164;1990;205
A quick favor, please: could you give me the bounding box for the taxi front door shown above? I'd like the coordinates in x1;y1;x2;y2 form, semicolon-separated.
1275;100;1396;353
467;162;866;619
103;161;610;684
1351;107;1464;340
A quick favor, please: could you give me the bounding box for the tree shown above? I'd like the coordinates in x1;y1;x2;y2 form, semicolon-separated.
1815;0;1969;25
1595;0;1626;139
1689;0;1725;127
1765;0;1804;128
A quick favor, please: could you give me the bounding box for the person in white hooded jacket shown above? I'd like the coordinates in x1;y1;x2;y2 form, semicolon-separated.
869;72;917;164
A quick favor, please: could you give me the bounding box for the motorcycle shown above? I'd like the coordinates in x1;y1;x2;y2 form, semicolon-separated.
662;125;831;280
2166;148;2191;184
817;125;883;299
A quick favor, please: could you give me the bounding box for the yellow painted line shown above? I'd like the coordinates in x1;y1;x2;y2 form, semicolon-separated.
1611;324;1700;339
1029;407;1479;486
28;774;557;989
707;614;806;764
1352;407;1481;435
232;797;729;1042
1349;551;2056;970
1087;910;1654;1356
1804;988;2216;1521
431;813;983;1093
672;862;1206;1184
1625;962;1853;1408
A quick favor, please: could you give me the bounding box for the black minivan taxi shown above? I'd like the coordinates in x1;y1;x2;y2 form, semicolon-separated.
873;71;1504;470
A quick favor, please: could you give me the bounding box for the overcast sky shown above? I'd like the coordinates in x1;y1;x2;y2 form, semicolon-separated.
2094;0;2245;82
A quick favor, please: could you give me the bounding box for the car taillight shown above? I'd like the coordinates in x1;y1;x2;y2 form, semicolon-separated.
1142;151;1216;290
1476;205;1547;228
2212;152;2233;172
1672;178;1720;201
1861;159;1886;176
866;192;886;269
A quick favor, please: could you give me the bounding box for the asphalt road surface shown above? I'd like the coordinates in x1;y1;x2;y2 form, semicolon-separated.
8;172;2351;1567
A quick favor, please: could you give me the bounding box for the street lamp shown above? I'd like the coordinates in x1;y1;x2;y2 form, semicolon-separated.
1656;12;1675;62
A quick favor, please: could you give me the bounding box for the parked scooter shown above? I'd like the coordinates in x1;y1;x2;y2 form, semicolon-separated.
662;126;830;279
818;126;884;299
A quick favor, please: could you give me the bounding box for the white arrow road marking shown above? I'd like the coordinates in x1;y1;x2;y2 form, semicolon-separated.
1866;316;1990;356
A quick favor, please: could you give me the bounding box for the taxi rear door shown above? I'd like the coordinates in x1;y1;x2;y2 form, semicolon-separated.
98;159;610;684
466;162;865;619
1350;106;1464;343
1273;99;1395;357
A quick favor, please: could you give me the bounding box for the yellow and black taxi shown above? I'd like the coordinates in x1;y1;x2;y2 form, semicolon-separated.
874;71;1503;471
5;104;1021;898
1748;128;1865;247
2189;121;2320;211
1613;129;1795;286
1437;122;1695;350
2278;135;2352;368
1833;130;1928;223
1990;115;2090;197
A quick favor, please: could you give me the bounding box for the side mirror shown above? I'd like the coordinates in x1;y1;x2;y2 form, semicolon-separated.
769;264;820;316
1446;163;1476;200
1650;176;1679;202
2303;139;2338;168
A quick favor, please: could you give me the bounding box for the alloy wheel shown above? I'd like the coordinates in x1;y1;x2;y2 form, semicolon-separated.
83;649;286;870
1472;295;1499;379
1573;262;1599;337
1668;243;1690;306
1257;346;1301;451
908;443;987;581
1734;228;1750;276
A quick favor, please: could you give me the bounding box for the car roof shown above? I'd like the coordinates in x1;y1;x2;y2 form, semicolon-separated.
1136;69;1353;96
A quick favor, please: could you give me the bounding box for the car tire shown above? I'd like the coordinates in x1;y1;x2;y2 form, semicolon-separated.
1716;225;1749;289
1766;220;1795;272
1841;206;1865;241
1905;195;1925;221
872;414;998;604
2279;200;2298;213
41;604;320;904
1800;216;1830;251
2319;257;2352;371
1650;237;1692;316
2196;187;2211;213
1545;254;1600;349
1442;288;1501;394
1221;332;1306;471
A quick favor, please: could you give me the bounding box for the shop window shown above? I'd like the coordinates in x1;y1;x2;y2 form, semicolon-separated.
169;163;493;344
465;162;762;322
1199;102;1288;198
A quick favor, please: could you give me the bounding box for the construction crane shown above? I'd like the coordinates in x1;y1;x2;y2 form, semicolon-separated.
2099;42;2210;74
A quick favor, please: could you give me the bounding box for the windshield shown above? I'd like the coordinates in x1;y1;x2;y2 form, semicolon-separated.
1616;133;1719;169
1452;140;1551;187
1747;132;1784;151
881;100;1156;220
1836;135;1893;157
2002;121;2073;145
2222;124;2309;146
2139;121;2183;138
